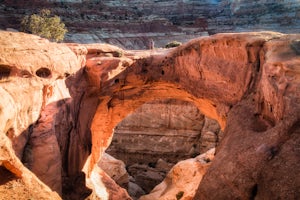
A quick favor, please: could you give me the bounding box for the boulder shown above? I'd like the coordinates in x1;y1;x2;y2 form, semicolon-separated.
139;148;215;200
98;153;129;189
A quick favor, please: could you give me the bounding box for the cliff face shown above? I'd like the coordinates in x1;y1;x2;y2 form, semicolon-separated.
0;0;299;49
0;31;82;199
0;31;300;200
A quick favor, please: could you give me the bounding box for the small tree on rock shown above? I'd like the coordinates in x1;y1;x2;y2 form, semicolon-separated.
21;9;67;42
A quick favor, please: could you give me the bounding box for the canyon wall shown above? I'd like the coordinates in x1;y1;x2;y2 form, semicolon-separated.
0;31;300;200
107;99;222;165
0;0;299;49
0;31;83;199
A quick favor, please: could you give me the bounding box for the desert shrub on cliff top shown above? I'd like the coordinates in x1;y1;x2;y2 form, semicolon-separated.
165;41;182;48
20;9;67;42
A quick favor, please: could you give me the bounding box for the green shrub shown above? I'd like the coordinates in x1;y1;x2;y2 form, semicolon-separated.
20;9;67;42
165;41;182;48
113;50;123;58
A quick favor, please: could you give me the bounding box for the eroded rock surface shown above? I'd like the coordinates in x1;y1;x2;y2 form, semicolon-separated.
139;148;215;200
88;31;300;199
0;31;81;199
105;99;222;198
0;31;299;200
98;153;129;189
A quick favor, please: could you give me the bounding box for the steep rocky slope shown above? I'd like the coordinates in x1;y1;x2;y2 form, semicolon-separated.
0;0;299;49
0;31;300;200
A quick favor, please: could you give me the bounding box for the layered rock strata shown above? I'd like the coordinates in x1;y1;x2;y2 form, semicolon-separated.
107;99;221;165
0;1;300;49
105;99;222;198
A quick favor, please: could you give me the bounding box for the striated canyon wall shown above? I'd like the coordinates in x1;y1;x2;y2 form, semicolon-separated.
0;30;300;200
107;99;222;165
0;0;300;49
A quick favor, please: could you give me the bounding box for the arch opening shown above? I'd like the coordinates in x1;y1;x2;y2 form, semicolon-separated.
102;99;223;198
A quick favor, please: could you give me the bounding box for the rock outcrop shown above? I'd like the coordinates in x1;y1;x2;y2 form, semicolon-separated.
98;153;129;189
140;148;215;200
0;31;300;200
0;1;299;49
0;31;129;199
88;31;300;199
0;31;81;199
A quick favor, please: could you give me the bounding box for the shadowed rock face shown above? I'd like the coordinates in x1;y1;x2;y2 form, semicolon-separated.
107;99;222;166
0;31;299;200
0;1;300;49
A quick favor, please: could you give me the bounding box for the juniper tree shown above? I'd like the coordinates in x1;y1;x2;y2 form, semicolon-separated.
21;9;67;42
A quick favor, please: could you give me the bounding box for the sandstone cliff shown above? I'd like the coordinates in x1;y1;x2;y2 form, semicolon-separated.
0;1;299;49
87;31;300;200
0;31;300;200
0;31;82;199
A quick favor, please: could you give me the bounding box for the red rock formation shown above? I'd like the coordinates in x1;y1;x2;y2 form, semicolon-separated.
0;31;132;199
195;33;300;200
0;31;300;200
86;32;300;199
140;148;215;200
0;31;81;199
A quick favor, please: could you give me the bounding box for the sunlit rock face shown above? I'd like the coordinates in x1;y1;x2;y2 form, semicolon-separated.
0;0;299;49
0;31;81;199
88;32;300;200
140;148;215;200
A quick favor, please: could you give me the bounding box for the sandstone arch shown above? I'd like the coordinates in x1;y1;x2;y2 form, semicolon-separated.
87;32;267;172
85;32;300;199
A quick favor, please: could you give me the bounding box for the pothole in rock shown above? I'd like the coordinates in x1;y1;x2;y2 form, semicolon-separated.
104;99;223;200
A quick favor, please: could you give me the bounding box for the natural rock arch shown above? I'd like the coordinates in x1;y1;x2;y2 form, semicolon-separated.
84;32;300;199
87;32;265;173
